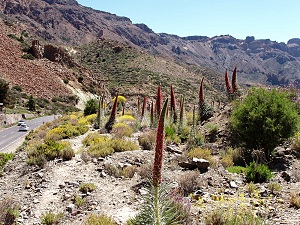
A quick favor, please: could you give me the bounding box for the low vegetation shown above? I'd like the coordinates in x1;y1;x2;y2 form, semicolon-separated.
1;56;300;225
40;211;64;225
0;198;19;225
85;214;117;225
0;153;14;175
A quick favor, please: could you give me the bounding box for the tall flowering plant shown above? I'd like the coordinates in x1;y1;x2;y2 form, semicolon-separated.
153;98;168;187
198;77;213;122
155;84;162;119
170;85;177;124
128;99;191;224
225;66;240;100
104;93;118;132
141;96;147;119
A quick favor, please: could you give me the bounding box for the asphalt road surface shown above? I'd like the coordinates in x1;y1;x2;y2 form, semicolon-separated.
0;115;57;153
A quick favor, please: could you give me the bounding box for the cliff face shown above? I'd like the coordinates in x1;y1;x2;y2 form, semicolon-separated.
1;0;300;86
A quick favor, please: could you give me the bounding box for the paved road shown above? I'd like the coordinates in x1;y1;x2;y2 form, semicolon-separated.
0;115;57;153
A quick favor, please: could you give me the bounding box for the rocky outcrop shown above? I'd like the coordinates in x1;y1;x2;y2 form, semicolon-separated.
31;40;43;59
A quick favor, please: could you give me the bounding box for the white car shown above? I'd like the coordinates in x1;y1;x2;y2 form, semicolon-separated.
18;124;29;132
17;120;26;126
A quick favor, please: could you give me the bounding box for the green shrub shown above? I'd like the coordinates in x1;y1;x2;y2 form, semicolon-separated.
27;140;74;166
178;171;199;196
204;123;219;135
74;195;85;208
87;142;114;158
0;197;19;225
246;182;258;195
186;147;212;161
84;98;98;116
178;125;190;143
230;87;300;161
41;211;64;225
205;207;265;225
290;192;300;209
0;153;14;174
292;131;300;152
110;138;139;152
82;132;109;147
104;164;137;178
268;182;282;194
111;122;133;137
79;183;96;194
117;115;135;123
165;123;181;144
45;123;88;141
26;154;47;168
61;144;75;161
245;162;272;183
186;129;205;149
21;53;35;60
226;166;247;174
122;165;138;178
85;214;117;225
138;130;156;150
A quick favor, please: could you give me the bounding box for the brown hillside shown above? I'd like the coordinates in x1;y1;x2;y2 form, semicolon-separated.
0;20;73;98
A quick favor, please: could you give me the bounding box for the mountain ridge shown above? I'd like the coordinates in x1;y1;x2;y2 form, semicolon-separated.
1;0;300;89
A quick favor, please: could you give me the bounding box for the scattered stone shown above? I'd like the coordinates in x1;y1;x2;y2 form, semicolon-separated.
139;188;148;195
229;181;238;189
274;147;286;157
59;183;66;189
178;161;197;170
281;171;291;182
192;158;210;172
165;145;182;154
66;204;76;213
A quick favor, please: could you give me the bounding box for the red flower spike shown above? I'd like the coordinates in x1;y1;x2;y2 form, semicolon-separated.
179;96;184;124
225;69;233;94
232;66;237;93
170;85;177;123
199;77;204;104
150;101;154;125
141;96;147;118
104;93;118;132
153;99;168;187
155;84;162;118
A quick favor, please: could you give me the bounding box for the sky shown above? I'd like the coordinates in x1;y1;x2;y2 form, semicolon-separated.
77;0;300;43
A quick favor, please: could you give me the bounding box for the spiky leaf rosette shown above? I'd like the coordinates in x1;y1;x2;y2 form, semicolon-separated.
128;183;190;225
155;84;162;118
105;93;118;133
198;78;213;122
225;69;233;95
199;102;213;122
232;66;238;93
170;85;177;124
153;99;168;187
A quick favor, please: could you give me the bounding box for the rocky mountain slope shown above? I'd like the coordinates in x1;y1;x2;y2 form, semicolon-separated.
0;10;223;106
1;0;300;87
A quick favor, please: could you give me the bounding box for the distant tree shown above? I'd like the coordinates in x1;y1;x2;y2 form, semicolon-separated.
27;95;36;111
84;98;98;116
0;78;9;103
